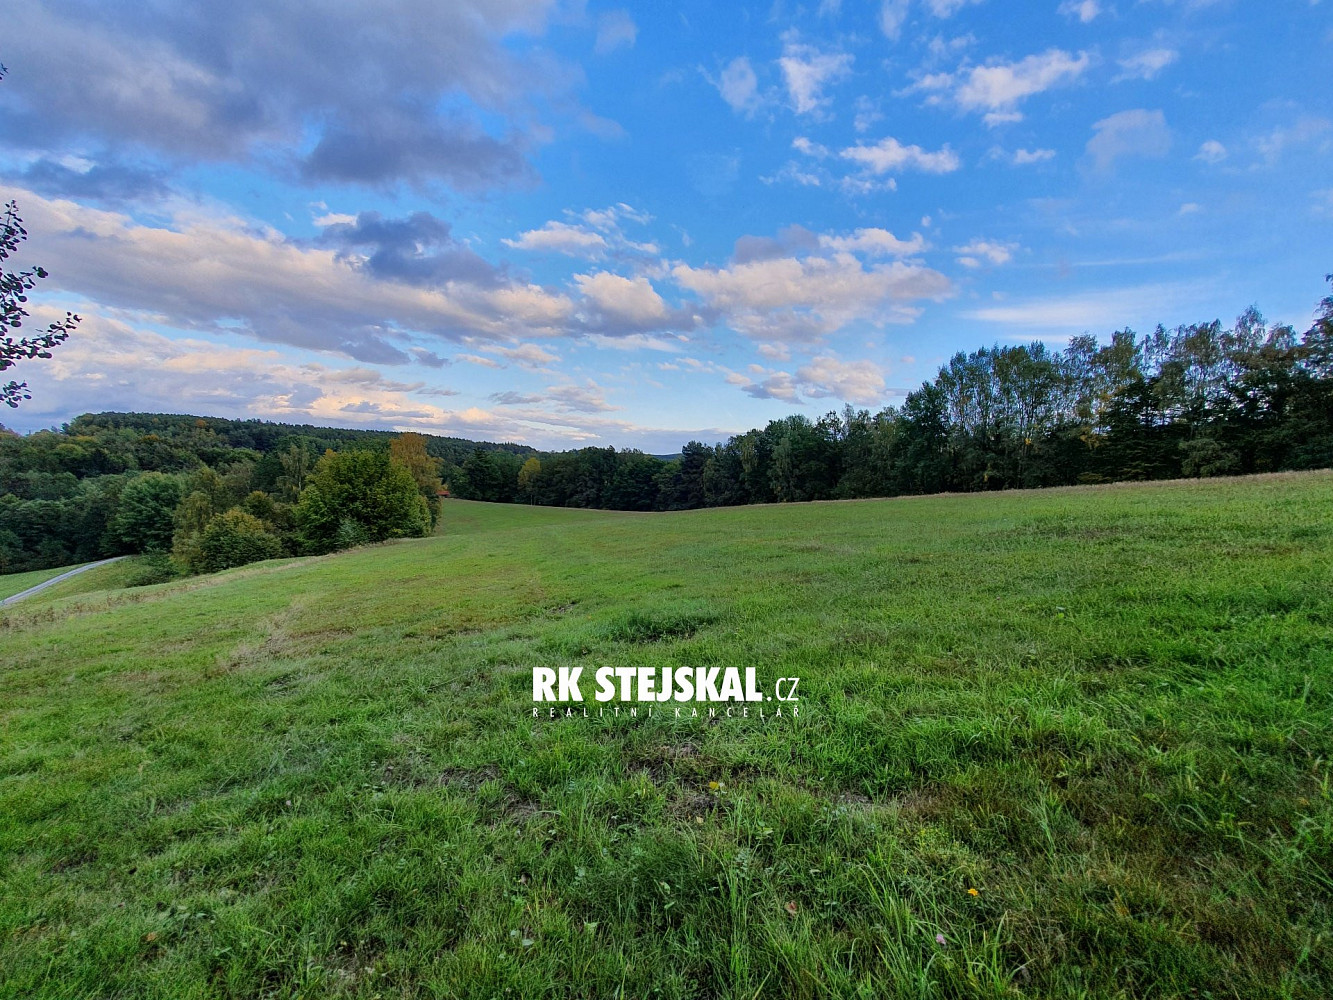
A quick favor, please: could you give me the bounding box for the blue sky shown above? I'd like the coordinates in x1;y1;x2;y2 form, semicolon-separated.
2;0;1329;450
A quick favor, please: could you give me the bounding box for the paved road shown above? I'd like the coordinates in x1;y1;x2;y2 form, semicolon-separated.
0;556;128;607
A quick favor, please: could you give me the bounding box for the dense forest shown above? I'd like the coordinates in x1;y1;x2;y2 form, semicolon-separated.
3;278;1331;575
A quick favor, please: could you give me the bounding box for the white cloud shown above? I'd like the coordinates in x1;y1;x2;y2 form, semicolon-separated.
713;56;763;117
792;136;831;159
878;0;911;40
484;342;561;368
1195;139;1227;163
490;391;544;406
456;353;504;368
673;246;951;344
839;136;961;174
796;356;887;404
504;220;609;256
594;10;637;54
954;239;1018;267
955;49;1090;113
1115;48;1178;82
819;228;928;256
1011;147;1057;164
1058;0;1102;23
13;188;575;364
962;281;1207;332
1254;116;1332;165
731;356;889;405
312;211;358;227
778;37;853;115
778;136;956;193
878;0;982;41
1085;108;1171;172
574;272;670;328
581;203;654;229
853;96;884;133
10;300;724;451
16;308;469;431
762;161;828;188
503;203;658;259
585;333;684;353
547;380;617;413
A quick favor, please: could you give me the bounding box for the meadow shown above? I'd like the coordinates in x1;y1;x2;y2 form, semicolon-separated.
0;565;72;601
1;473;1330;999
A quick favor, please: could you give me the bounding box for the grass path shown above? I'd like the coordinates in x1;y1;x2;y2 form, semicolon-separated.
0;473;1330;998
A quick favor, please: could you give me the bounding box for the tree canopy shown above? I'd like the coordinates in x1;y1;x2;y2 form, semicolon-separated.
295;449;431;553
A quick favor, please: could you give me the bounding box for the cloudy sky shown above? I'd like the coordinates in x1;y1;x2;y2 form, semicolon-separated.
1;0;1329;450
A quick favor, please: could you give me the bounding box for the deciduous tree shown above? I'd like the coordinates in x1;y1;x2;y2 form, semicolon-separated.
390;432;444;524
111;472;182;553
1;66;79;408
295;449;430;553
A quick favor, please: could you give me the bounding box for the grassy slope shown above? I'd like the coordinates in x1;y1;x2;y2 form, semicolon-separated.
6;557;151;607
0;474;1330;999
0;564;77;601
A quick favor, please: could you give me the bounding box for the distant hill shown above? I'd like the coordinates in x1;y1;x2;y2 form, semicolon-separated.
67;411;536;467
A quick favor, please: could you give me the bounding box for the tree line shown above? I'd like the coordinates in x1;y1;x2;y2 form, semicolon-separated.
3;276;1331;576
0;423;456;579
456;281;1333;508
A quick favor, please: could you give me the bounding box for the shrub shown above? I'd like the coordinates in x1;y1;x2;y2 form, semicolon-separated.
335;516;371;550
126;553;180;588
188;508;283;574
294;449;430;553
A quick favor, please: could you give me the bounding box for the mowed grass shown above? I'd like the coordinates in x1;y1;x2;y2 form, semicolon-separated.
0;564;76;601
1;474;1331;999
38;558;155;602
1;557;148;607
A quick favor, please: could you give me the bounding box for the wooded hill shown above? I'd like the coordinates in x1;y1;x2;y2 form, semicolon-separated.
3;277;1331;572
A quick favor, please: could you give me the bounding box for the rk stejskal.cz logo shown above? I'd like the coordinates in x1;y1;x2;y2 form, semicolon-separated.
531;666;801;720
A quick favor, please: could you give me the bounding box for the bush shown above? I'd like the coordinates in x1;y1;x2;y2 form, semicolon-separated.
294;449;430;553
187;508;283;574
126;553;180;588
335;516;371;550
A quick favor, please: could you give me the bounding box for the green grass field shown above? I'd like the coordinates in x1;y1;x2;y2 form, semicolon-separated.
0;564;74;601
1;474;1331;999
0;558;145;606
